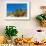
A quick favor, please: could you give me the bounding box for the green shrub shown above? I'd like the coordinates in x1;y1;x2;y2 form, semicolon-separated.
36;14;46;21
5;26;18;39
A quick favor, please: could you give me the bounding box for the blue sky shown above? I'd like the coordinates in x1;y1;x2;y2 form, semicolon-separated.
7;3;27;12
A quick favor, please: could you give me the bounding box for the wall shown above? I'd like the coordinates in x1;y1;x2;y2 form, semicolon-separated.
0;0;46;41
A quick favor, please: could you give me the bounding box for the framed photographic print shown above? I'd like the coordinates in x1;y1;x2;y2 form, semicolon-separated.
5;1;29;20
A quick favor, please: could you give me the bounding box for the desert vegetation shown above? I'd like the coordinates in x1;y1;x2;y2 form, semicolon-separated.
7;9;27;17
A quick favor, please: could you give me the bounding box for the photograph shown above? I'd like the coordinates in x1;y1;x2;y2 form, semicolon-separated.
5;2;29;19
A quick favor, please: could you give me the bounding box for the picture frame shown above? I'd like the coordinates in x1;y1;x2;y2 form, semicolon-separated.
5;1;29;20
